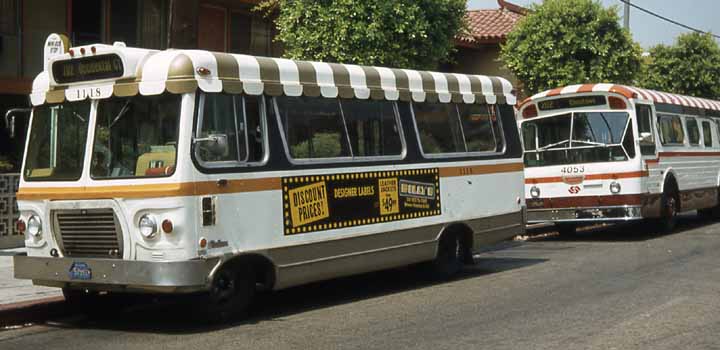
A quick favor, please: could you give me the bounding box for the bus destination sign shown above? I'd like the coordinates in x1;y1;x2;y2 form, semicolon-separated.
51;54;124;84
282;169;441;235
537;96;606;111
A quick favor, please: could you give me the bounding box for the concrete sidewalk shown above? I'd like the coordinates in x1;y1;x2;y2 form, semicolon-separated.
0;248;62;307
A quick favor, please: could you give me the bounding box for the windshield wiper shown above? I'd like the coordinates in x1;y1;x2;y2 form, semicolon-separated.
538;139;570;150
571;140;607;147
109;100;132;128
71;111;86;122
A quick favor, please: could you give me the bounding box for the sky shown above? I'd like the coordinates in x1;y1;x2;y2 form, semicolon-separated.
467;0;720;49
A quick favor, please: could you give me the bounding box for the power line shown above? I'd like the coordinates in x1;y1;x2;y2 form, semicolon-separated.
617;0;720;39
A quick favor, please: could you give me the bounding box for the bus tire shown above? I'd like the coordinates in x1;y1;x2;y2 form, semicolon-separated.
656;189;679;233
430;232;463;278
203;263;254;323
555;223;576;237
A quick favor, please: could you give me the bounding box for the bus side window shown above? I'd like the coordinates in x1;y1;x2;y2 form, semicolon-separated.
197;93;243;163
457;104;505;153
339;99;403;157
636;104;655;155
686;117;701;146
244;95;265;162
413;102;465;154
657;114;684;145
702;120;713;148
196;93;266;165
276;96;351;160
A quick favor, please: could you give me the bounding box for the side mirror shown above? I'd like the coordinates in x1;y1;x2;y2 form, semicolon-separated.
194;133;230;158
639;132;654;144
4;108;31;139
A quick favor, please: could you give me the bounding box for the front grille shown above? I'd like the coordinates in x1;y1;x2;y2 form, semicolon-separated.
53;209;123;258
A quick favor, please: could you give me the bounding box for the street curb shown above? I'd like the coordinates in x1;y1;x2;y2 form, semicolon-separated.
0;296;68;328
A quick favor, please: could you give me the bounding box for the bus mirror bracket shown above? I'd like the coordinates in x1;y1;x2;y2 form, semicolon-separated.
4;108;31;139
194;134;230;157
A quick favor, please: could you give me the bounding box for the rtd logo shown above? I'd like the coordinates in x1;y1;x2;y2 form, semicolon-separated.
568;186;581;194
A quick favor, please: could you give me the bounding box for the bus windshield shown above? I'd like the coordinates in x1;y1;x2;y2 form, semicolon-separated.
24;101;91;181
91;94;181;179
522;111;635;167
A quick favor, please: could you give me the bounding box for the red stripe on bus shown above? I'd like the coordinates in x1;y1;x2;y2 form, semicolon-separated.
525;171;648;184
545;87;565;97
527;194;644;209
657;151;720;157
576;84;596;93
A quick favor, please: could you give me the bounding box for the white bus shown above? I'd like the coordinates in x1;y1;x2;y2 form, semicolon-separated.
14;34;525;319
518;83;720;236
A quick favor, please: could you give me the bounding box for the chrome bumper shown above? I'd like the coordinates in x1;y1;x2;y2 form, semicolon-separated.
527;205;644;224
14;255;221;293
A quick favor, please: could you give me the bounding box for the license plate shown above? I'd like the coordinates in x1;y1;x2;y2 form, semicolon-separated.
68;262;92;280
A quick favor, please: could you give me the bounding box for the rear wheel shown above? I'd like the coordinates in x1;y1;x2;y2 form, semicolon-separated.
430;233;463;279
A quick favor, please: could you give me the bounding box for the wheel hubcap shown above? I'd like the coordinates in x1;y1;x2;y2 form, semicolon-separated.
212;272;236;303
666;197;676;217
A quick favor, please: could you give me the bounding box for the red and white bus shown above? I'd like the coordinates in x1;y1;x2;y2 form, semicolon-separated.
518;83;720;235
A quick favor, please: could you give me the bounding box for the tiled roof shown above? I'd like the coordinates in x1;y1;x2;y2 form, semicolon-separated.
459;5;525;45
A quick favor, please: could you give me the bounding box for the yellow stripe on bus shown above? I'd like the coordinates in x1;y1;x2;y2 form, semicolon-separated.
17;162;523;201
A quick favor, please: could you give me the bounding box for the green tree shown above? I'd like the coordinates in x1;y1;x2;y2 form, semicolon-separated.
500;0;642;95
258;0;467;70
640;32;720;99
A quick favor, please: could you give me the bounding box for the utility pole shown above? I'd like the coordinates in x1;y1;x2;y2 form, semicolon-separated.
624;0;630;30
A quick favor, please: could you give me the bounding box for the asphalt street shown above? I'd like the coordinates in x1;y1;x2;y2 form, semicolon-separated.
1;215;720;350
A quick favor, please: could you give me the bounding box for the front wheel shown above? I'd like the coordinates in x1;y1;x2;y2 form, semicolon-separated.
656;191;678;233
200;264;254;323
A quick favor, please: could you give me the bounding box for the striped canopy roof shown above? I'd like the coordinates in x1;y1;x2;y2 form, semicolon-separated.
520;83;720;111
31;47;516;106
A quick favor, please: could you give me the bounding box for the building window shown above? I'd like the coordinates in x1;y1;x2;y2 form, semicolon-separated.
198;4;227;52
71;0;103;45
110;0;138;46
0;0;17;35
138;0;166;49
230;11;277;56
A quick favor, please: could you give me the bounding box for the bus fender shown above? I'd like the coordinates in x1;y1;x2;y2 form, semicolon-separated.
659;168;678;194
436;222;474;263
207;252;277;291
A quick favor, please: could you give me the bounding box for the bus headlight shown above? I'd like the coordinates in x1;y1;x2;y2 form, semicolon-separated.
27;215;42;238
139;215;158;239
530;186;541;198
610;181;622;194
